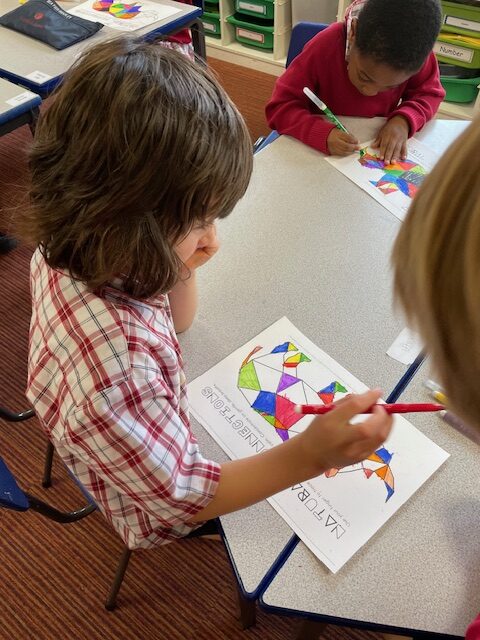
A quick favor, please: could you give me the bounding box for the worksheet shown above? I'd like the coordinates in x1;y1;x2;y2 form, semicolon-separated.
325;138;439;221
188;317;449;573
68;0;181;32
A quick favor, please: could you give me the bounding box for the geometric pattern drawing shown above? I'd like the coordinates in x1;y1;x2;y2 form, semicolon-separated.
92;0;142;18
325;446;395;502
359;151;427;199
237;341;348;442
238;341;395;501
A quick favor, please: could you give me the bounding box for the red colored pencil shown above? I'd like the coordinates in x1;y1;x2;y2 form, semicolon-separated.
294;402;445;415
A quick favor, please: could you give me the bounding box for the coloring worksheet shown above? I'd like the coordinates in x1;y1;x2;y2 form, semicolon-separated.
68;0;181;31
188;317;449;573
325;138;439;221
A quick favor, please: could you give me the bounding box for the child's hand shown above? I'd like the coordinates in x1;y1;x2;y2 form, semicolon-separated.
373;116;409;165
298;389;392;474
184;224;219;271
327;128;360;156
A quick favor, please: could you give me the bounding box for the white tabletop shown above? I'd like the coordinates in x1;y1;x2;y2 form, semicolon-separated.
179;117;470;598
0;0;200;91
261;365;480;638
0;77;40;117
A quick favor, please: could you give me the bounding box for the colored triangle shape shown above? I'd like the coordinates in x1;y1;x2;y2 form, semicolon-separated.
319;382;336;394
375;447;393;464
375;465;389;480
252;391;276;414
275;394;303;429
285;354;301;364
277;373;299;393
271;342;291;354
238;361;261;391
334;381;348;394
318;392;334;404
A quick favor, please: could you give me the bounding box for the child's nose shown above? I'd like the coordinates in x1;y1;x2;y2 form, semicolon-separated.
199;224;217;246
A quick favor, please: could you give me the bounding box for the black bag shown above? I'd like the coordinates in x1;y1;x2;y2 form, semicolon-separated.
0;0;103;50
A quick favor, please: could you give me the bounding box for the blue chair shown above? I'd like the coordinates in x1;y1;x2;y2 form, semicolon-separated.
0;405;133;610
0;454;95;520
254;21;329;154
286;21;328;68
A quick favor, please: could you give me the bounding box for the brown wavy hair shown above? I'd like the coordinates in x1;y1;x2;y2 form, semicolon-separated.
23;37;253;298
392;116;480;429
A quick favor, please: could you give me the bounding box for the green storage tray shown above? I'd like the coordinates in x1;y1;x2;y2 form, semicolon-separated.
234;0;274;20
202;7;221;37
441;0;480;38
434;32;480;68
440;74;480;102
226;12;274;50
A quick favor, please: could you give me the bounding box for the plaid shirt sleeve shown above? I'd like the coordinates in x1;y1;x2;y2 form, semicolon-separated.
64;374;221;528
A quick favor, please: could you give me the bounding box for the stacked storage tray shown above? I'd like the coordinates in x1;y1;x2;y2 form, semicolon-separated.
435;0;480;103
235;0;275;19
227;12;275;49
226;0;291;53
202;0;221;37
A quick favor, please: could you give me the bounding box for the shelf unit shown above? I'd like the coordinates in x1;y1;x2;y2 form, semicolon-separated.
206;0;293;73
205;0;479;118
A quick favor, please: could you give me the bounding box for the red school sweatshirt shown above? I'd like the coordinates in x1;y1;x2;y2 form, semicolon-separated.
467;616;480;639
167;0;193;44
265;21;445;155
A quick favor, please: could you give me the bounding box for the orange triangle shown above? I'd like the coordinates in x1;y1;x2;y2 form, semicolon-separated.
375;465;389;480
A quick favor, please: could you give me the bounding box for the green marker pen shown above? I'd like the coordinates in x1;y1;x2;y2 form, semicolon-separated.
303;87;349;133
303;86;365;155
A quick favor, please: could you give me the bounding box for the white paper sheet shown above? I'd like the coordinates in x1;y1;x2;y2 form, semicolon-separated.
325;138;439;221
68;0;181;32
387;327;423;365
188;317;449;572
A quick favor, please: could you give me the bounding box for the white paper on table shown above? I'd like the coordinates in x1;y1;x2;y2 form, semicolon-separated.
68;0;181;32
387;327;423;365
325;138;439;221
188;317;449;573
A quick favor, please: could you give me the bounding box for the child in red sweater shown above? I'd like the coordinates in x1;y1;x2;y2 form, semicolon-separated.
162;0;195;59
266;0;445;164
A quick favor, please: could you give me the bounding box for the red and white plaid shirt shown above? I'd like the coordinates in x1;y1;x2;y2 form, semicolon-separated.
27;250;220;549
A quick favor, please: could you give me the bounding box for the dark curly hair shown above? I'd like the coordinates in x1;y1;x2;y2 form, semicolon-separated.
23;37;253;299
355;0;442;72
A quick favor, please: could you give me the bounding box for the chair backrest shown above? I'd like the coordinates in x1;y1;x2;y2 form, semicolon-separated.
0;456;29;511
286;21;329;68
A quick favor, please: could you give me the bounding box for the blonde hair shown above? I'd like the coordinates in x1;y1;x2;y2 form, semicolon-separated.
23;37;253;299
392;116;480;429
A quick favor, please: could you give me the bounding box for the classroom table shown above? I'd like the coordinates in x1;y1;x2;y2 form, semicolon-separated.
178;116;470;627
0;77;41;136
0;0;203;96
260;365;480;639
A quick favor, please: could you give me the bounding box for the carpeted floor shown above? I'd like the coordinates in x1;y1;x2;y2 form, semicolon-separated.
0;56;383;640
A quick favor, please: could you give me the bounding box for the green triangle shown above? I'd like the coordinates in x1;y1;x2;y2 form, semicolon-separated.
299;353;311;363
262;414;276;426
238;361;261;390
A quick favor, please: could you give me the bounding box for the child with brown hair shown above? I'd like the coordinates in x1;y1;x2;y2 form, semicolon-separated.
392;116;480;639
266;0;445;164
23;37;391;549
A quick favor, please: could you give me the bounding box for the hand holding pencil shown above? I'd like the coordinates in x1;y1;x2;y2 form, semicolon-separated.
303;86;359;156
298;389;392;474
